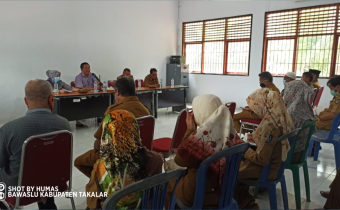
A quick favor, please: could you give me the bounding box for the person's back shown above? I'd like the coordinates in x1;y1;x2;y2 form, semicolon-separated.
0;79;71;209
0;109;71;187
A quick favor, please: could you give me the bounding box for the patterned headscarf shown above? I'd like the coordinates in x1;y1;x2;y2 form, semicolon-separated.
93;110;148;209
246;88;295;161
178;94;244;190
284;80;315;152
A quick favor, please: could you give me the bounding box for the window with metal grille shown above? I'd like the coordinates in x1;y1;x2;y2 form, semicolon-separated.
183;15;252;75
262;4;340;78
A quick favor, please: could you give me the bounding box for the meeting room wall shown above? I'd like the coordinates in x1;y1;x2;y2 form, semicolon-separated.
0;1;178;125
178;0;339;108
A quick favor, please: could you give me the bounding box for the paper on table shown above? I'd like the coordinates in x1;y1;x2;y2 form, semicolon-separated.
62;89;73;93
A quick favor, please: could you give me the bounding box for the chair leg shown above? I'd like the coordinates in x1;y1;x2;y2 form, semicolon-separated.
307;139;314;157
70;197;76;210
333;142;340;170
302;161;311;202
268;184;278;210
313;141;321;161
239;123;243;136
291;167;301;209
280;177;289;210
254;185;259;198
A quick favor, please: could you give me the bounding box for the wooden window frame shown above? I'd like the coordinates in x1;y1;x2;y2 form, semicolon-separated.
182;14;253;75
261;3;340;78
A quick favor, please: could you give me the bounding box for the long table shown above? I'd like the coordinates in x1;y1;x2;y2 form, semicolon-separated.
53;86;188;121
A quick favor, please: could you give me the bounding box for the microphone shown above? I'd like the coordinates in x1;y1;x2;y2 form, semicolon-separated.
92;73;103;86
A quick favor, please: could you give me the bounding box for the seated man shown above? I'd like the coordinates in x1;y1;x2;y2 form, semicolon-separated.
233;71;280;133
315;76;340;130
302;72;314;88
309;69;322;89
74;77;150;178
75;62;102;127
117;68;134;80
144;68;160;88
281;72;296;96
0;79;71;209
75;62;101;90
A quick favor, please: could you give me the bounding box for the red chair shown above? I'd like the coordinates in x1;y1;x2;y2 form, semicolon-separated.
108;80;116;88
1;130;75;209
153;109;187;155
225;102;236;118
310;88;318;106
313;86;324;109
137;115;155;151
70;81;75;87
135;79;144;87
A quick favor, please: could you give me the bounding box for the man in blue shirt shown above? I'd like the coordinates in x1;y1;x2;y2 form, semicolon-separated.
0;79;71;209
75;62;101;90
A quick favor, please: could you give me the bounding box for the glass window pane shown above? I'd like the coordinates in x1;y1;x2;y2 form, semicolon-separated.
227;41;250;74
185;44;202;73
296;35;333;77
266;39;295;76
203;42;224;74
335;37;340;75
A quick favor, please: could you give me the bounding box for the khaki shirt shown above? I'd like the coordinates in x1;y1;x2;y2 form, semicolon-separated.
238;128;282;180
94;96;150;139
117;75;134;80
316;94;340;130
144;74;159;87
266;83;280;94
312;80;322;89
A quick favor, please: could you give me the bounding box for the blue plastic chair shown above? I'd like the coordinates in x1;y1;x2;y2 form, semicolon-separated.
178;143;249;209
102;169;184;210
307;112;340;169
239;129;300;210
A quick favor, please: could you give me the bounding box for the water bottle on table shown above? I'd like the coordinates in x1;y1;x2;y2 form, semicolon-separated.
138;80;141;89
54;82;58;94
94;82;98;93
171;78;174;88
160;79;163;88
103;81;107;92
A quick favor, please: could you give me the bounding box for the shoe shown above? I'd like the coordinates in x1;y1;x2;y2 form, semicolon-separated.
76;123;85;127
320;191;329;199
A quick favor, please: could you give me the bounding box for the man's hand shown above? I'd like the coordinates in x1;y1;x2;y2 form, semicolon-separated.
247;134;255;143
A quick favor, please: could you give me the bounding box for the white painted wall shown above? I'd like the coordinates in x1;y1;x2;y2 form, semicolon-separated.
0;1;178;125
178;0;339;108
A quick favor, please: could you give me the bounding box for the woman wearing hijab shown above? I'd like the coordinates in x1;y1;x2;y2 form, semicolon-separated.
234;88;295;209
284;80;315;162
46;70;78;93
85;110;163;209
165;94;244;209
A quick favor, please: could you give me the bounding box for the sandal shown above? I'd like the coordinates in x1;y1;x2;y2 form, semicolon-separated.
320;191;329;199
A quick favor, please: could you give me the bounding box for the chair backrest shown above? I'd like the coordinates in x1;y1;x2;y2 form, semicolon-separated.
327;112;340;140
258;128;300;183
310;88;318;106
102;169;184;210
135;79;144;87
192;143;250;209
169;109;187;151
225;102;236;118
137;115;155;151
17;130;73;207
313;86;324;108
285;120;316;165
70;81;75;87
108;80;116;88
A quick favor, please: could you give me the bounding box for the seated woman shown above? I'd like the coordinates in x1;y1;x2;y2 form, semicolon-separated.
234;88;294;209
284;80;315;162
166;94;243;209
86;110;163;209
46;70;78;93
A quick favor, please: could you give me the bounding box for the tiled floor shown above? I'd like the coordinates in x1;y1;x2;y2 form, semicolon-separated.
23;108;335;209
